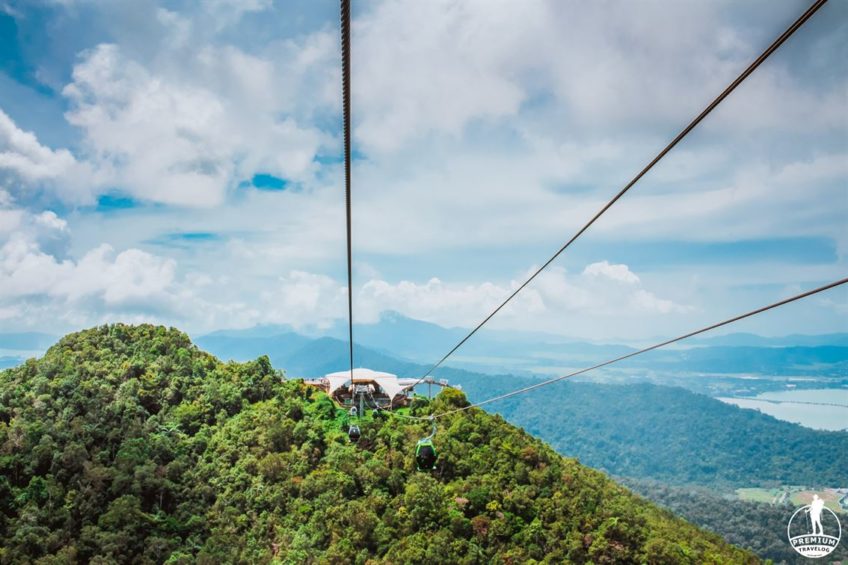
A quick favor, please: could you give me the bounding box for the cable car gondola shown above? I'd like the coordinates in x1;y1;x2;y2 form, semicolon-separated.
348;424;361;443
415;417;437;471
415;437;437;471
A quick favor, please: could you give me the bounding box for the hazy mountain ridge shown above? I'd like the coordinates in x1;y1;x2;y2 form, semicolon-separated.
192;314;848;377
5;314;847;376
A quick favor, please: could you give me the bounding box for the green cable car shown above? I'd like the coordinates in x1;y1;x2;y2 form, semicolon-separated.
415;437;437;471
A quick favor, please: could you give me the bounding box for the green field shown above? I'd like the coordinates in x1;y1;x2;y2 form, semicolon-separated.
736;486;847;513
736;488;783;504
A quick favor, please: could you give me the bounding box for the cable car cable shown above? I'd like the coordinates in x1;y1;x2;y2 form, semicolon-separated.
403;276;848;420
410;0;829;387
341;0;355;383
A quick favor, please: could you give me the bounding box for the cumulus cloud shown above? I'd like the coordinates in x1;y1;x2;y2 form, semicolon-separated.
202;0;273;29
352;0;844;154
0;198;183;328
343;0;846;263
582;261;640;285
259;271;348;330
354;0;526;153
0;0;843;341
0;237;176;306
63;42;326;207
0;109;97;202
352;261;691;330
0;109;76;181
0;192;69;255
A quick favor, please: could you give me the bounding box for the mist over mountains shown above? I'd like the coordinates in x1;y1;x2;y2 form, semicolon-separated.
193;311;848;382
4;311;847;380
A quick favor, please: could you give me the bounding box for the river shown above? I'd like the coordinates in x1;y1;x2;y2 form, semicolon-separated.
718;389;848;431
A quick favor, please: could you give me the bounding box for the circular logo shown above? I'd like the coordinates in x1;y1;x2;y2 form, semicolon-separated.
787;495;842;559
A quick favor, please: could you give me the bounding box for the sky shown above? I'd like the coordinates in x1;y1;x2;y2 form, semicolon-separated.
0;0;846;344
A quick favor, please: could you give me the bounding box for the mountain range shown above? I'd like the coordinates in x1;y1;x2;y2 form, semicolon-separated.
5;312;847;376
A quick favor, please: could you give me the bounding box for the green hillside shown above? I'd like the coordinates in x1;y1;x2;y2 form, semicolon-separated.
480;381;848;488
0;325;754;564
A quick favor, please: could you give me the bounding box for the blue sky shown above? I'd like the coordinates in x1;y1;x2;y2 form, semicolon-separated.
0;0;845;343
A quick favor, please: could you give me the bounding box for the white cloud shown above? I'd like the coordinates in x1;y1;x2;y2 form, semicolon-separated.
0;194;69;255
353;262;690;331
342;0;846;266
55;245;176;304
351;0;840;154
582;261;640;285
63;43;326;207
0;109;76;181
0;207;23;235
0;0;843;342
0;304;20;320
593;152;848;245
259;271;347;330
354;0;526;153
202;0;272;29
0;199;181;325
358;276;542;327
0;236;175;305
34;210;67;232
0;109;98;203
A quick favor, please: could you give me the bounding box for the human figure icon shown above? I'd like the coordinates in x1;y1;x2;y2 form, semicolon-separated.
808;494;825;535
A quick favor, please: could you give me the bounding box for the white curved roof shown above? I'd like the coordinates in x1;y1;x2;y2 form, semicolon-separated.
324;368;414;400
325;368;398;381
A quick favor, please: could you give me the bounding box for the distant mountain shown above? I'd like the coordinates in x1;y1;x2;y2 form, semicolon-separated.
198;324;297;339
196;318;848;379
194;332;417;377
194;331;313;363
0;331;58;350
274;337;416;377
0;356;24;369
195;314;634;376
340;311;467;361
624;345;848;375
0;332;59;368
690;332;848;348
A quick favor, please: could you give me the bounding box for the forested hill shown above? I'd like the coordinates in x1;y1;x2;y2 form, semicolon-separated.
476;381;848;488
0;325;754;564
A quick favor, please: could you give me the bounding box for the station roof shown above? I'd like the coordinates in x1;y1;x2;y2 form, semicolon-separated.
324;368;415;400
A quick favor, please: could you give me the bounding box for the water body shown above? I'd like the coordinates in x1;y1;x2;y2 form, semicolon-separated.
719;389;848;431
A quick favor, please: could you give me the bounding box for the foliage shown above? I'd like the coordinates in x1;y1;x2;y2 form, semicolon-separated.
0;325;755;563
462;381;848;488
